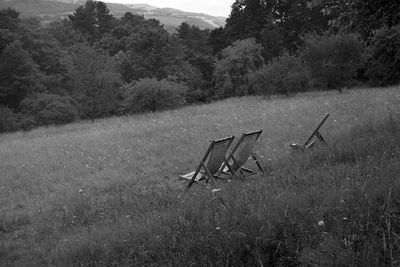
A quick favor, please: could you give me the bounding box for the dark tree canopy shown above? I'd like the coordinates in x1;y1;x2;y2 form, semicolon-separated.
68;0;115;41
1;0;400;132
315;0;400;39
176;22;211;56
0;41;42;109
0;8;22;53
225;0;272;42
212;0;331;57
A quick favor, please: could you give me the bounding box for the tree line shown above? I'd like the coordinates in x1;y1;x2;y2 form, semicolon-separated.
1;0;399;132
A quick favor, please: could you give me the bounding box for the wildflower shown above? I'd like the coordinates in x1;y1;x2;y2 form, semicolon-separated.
318;220;325;226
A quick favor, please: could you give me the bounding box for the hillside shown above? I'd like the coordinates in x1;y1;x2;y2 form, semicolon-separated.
1;87;400;265
0;0;226;29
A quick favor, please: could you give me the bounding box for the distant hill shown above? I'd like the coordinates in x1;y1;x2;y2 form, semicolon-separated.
0;0;226;30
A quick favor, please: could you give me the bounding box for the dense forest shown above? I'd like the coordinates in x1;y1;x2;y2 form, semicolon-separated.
1;0;399;132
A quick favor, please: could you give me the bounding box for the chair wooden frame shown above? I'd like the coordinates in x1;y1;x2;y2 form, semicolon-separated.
180;136;235;190
290;113;330;151
221;130;264;177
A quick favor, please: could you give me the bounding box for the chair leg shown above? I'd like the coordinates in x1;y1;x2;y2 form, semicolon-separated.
186;163;204;190
315;131;327;144
252;153;265;173
218;159;234;180
223;159;235;174
202;163;217;186
230;156;241;171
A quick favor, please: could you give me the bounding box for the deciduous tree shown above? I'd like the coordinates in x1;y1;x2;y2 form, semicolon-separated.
0;41;43;109
214;38;264;98
66;44;122;120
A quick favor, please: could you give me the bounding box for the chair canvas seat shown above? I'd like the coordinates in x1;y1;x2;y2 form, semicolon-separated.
181;136;235;190
290;114;329;151
222;163;255;174
179;170;205;182
289;137;317;150
222;130;264;177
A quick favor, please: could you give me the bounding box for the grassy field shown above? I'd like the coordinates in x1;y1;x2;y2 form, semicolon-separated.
1;86;400;265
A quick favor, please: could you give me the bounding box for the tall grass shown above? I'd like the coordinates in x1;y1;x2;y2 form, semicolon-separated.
51;116;400;266
0;86;400;265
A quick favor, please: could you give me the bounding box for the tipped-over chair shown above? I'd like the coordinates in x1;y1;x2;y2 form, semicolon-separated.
180;136;235;190
290;113;330;151
221;130;264;177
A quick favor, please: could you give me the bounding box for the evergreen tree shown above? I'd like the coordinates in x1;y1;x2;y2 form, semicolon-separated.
68;0;115;41
208;27;228;55
69;0;97;39
95;1;115;36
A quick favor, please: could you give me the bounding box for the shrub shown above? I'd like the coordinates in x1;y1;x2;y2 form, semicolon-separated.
122;78;187;113
18;115;37;131
365;25;400;86
21;93;80;126
213;38;264;98
249;53;311;96
0;106;20;132
300;33;363;91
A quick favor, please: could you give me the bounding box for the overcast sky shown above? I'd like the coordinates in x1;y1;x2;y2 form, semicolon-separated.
105;0;233;17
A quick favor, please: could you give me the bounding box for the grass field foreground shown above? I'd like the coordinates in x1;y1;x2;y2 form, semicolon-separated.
1;87;400;265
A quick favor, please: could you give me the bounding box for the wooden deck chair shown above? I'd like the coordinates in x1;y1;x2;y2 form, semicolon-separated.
180;136;235;190
290;113;330;151
221;130;264;177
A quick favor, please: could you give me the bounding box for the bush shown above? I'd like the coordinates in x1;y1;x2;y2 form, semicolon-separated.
122;78;187;113
21;93;80;126
249;53;311;96
0;106;20;132
18;115;37;131
300;33;363;91
213;38;264;98
365;25;400;86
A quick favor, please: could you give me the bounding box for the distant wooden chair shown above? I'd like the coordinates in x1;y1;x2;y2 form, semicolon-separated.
180;136;235;190
290;113;330;151
221;130;264;177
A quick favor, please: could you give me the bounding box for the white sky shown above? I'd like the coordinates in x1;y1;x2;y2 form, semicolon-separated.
105;0;233;17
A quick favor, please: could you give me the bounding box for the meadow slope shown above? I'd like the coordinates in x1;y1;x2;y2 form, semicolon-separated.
1;87;400;265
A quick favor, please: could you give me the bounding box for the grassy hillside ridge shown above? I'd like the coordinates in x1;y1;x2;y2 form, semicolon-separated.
1;87;400;265
0;0;225;29
0;0;79;17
